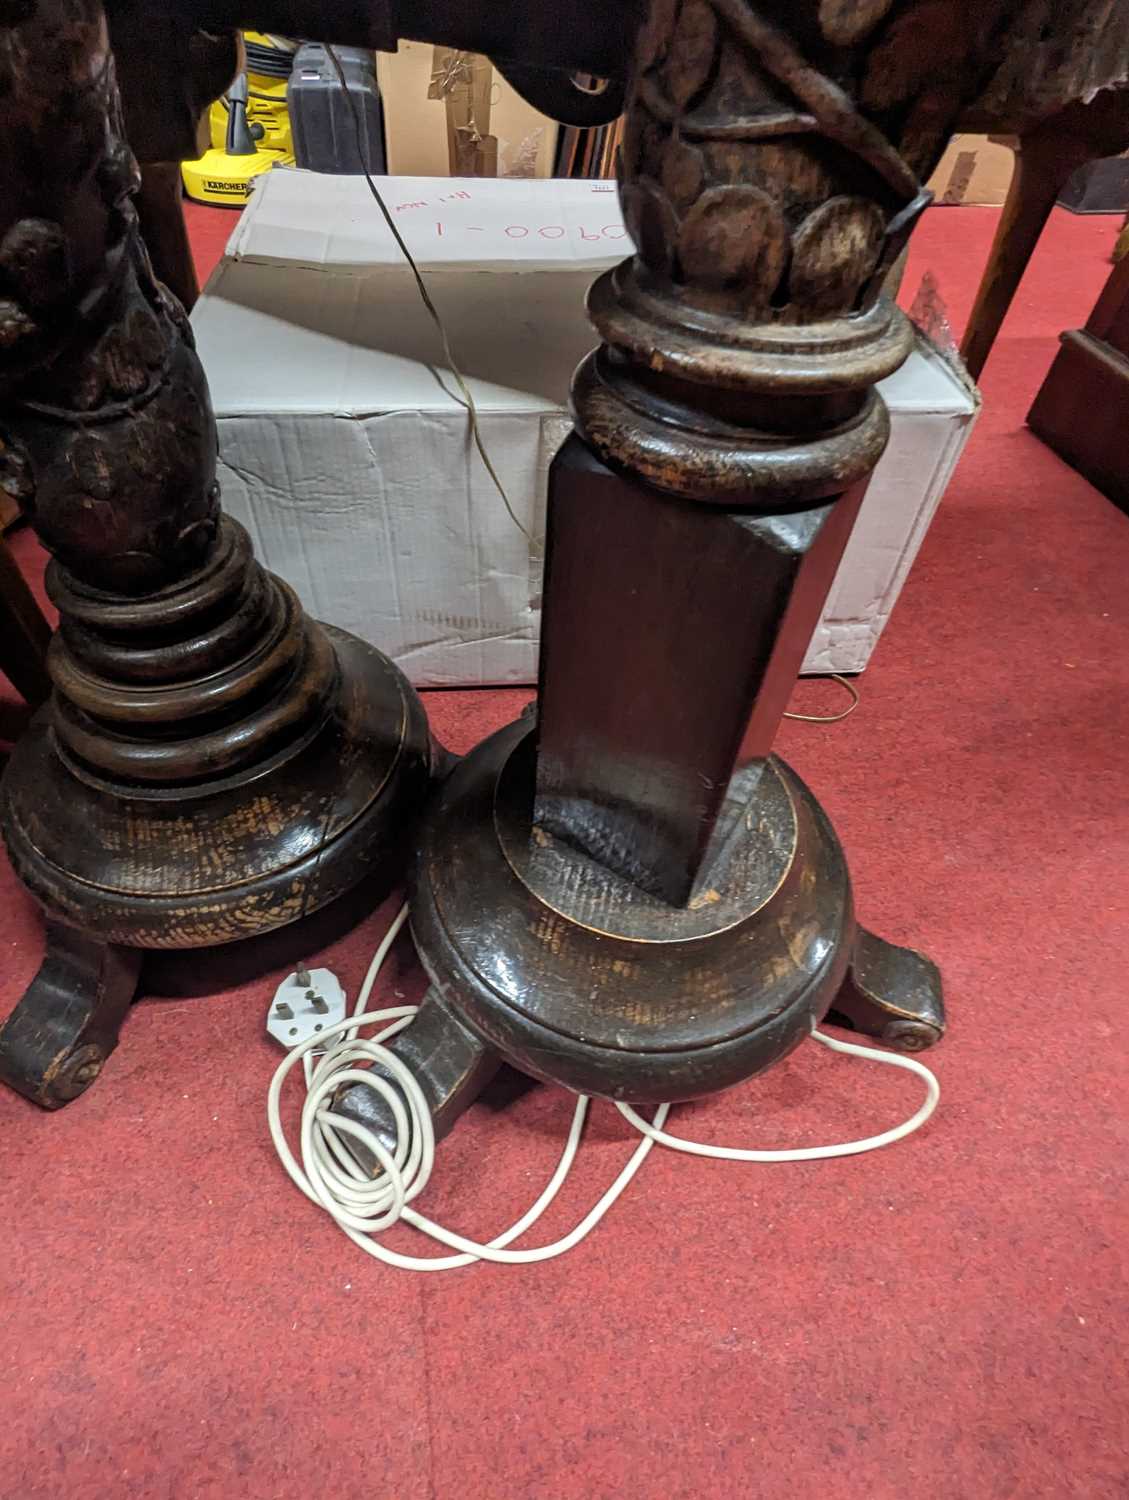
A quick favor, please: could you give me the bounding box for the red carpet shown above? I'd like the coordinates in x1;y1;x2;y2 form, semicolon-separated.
1;204;1127;1499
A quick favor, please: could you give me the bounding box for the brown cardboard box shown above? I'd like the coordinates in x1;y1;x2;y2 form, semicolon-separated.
376;40;558;178
429;49;498;177
927;134;1016;206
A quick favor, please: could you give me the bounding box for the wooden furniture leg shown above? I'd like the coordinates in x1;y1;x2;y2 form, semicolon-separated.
0;1;435;1108
829;932;945;1053
960;90;1129;383
1027;250;1129;515
334;0;982;1155
0;922;142;1109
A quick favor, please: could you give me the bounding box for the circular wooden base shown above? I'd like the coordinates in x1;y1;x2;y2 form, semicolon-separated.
408;720;855;1104
1;628;432;947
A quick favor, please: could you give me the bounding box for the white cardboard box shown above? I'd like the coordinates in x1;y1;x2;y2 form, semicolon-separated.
194;171;977;686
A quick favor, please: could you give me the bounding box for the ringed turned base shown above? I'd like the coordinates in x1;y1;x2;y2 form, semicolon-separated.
334;720;944;1162
0;629;433;1108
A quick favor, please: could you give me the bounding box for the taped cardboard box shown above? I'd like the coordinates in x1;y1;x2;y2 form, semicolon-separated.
194;171;979;686
926;133;1016;206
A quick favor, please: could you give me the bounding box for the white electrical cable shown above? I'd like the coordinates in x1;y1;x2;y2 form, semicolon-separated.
267;905;940;1271
616;1030;939;1159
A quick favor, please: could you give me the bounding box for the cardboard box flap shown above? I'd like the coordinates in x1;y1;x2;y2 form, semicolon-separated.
227;170;632;273
879;331;977;414
195;257;603;415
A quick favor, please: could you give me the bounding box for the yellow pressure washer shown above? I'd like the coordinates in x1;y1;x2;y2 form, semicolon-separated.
181;33;296;206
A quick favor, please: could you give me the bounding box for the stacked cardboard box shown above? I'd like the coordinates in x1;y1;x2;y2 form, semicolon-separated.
926;134;1016;206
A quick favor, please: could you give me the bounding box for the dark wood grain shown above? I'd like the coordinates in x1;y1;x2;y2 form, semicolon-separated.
0;0;435;1107
373;0;962;1135
135;162;200;313
828;930;944;1052
333;990;500;1157
0;921;142;1110
410;720;853;1103
338;0;1119;1153
534;436;863;903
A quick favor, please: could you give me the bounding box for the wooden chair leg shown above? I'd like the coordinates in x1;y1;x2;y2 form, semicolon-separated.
960;128;1091;382
961;88;1129;383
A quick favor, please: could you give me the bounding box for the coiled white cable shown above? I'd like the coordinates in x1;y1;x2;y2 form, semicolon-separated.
267;905;940;1271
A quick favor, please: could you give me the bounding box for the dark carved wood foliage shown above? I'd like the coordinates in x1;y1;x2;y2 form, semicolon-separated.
618;0;1129;326
0;4;218;593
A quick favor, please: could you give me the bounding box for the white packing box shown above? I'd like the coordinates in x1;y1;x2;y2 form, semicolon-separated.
193;171;978;686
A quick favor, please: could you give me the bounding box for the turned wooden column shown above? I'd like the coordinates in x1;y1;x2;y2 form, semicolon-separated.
335;0;984;1156
0;1;434;1107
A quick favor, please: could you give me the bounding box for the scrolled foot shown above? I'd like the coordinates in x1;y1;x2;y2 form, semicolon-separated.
827;928;945;1052
0;921;142;1108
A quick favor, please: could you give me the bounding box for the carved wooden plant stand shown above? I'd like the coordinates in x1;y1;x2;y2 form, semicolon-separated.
0;2;433;1107
7;0;1123;1121
334;0;969;1154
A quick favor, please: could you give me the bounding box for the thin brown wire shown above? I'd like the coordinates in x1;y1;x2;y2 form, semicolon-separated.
783;673;860;722
324;45;535;548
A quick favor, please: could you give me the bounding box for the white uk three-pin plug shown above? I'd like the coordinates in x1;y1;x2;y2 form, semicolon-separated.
266;965;347;1049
